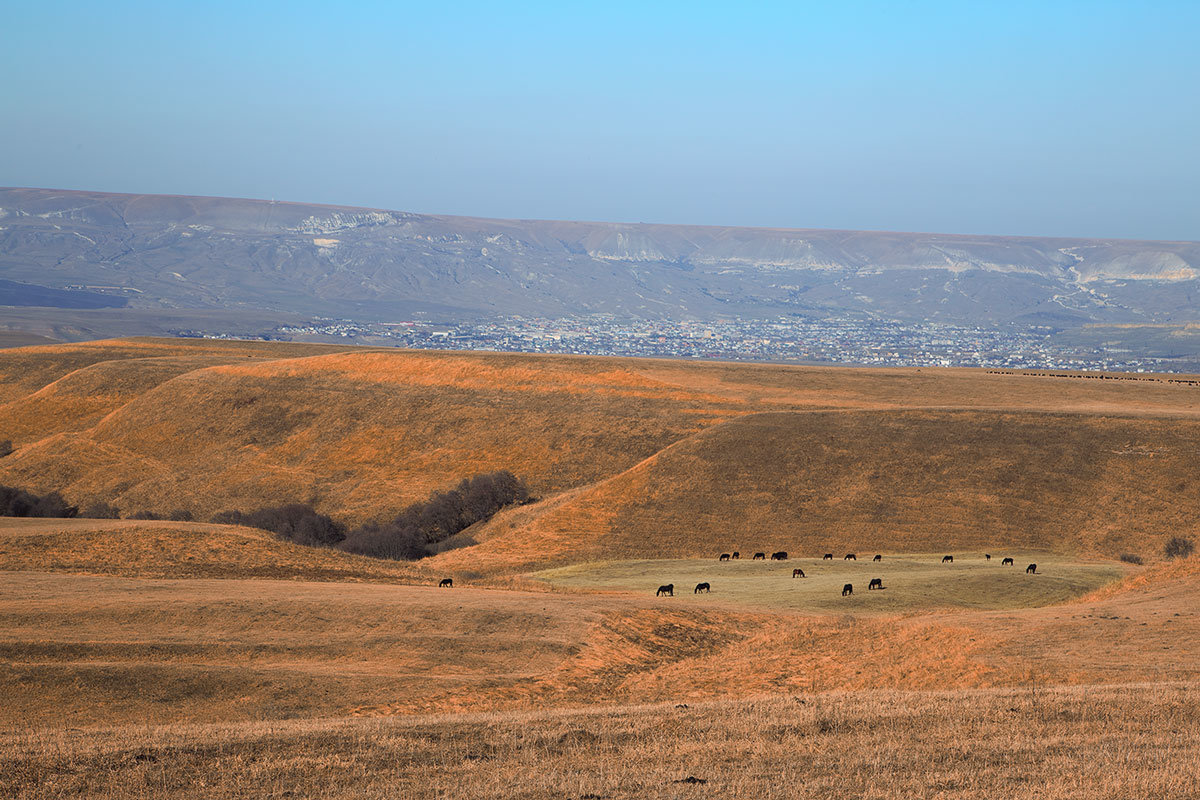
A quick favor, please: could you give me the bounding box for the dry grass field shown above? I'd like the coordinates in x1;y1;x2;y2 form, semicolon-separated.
534;553;1125;613
5;686;1199;799
2;337;1199;797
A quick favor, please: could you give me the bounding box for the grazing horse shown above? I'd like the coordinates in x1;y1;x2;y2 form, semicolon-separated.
985;554;992;561
844;553;856;561
771;551;788;560
842;583;854;596
694;582;710;594
656;584;675;596
438;578;453;588
942;555;954;563
868;578;883;590
719;553;731;561
792;568;806;578
1002;557;1014;566
731;552;741;560
823;553;833;560
873;554;882;562
753;552;766;560
1026;563;1037;574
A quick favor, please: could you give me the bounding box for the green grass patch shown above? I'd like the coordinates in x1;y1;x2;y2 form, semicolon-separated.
534;553;1125;614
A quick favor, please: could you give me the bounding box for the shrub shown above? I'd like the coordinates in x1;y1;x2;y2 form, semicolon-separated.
339;522;426;560
0;485;77;518
211;504;345;546
1164;536;1195;560
81;502;121;519
1118;553;1143;565
167;509;194;522
339;470;528;561
127;510;161;520
0;440;12;458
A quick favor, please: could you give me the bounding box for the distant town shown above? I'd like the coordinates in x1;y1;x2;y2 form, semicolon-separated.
171;314;1195;374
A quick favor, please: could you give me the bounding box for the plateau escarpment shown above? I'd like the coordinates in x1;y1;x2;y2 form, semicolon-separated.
2;188;1199;329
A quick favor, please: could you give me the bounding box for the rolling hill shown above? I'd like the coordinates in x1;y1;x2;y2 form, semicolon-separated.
2;337;1199;562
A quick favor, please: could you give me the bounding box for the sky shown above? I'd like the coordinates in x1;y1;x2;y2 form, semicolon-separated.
2;0;1198;240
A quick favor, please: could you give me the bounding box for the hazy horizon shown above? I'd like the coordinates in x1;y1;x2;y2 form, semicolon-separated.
4;1;1198;242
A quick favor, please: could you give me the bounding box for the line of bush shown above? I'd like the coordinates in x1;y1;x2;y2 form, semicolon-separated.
0;487;196;522
0;485;77;518
203;470;530;561
339;471;530;560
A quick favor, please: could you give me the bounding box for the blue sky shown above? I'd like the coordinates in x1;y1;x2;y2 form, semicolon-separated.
3;1;1197;239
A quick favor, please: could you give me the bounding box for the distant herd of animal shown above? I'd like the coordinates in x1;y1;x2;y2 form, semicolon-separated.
436;552;1040;593
651;552;1039;597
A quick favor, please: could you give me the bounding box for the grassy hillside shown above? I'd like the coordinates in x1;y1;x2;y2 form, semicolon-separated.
3;338;1200;553
445;409;1200;571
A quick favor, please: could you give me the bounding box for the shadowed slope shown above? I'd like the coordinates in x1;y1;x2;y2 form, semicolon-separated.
441;410;1200;571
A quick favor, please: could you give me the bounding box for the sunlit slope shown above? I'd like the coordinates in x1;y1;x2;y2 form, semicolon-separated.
3;337;1200;529
0;337;357;405
442;409;1200;571
0;346;737;521
0;517;425;581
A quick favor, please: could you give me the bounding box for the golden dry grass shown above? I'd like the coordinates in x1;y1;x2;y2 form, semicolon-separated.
0;517;424;581
4;338;1200;797
5;685;1199;800
3;537;1197;731
438;409;1200;573
3;337;1200;534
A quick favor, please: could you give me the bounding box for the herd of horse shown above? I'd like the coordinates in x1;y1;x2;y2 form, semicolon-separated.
651;552;1040;597
436;553;1041;594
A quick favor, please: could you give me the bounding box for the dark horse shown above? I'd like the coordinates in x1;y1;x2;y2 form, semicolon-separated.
792;568;806;578
1002;557;1014;566
844;553;856;561
438;578;453;588
985;554;992;561
868;578;883;590
753;552;766;560
731;552;741;560
873;554;882;562
694;582;711;594
771;551;788;560
719;553;731;561
657;584;675;596
1026;563;1037;574
823;553;834;560
842;583;854;596
942;555;954;563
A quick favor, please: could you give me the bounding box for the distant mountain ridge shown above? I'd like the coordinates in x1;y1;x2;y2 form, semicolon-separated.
1;187;1198;325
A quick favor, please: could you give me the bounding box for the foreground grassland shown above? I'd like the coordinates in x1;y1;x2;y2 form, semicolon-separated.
535;554;1125;613
5;686;1199;800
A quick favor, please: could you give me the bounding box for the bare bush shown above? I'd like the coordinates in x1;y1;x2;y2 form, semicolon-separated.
339;470;528;560
0;440;12;458
1119;553;1144;565
80;502;121;519
1165;536;1195;560
0;485;77;518
211;504;345;546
